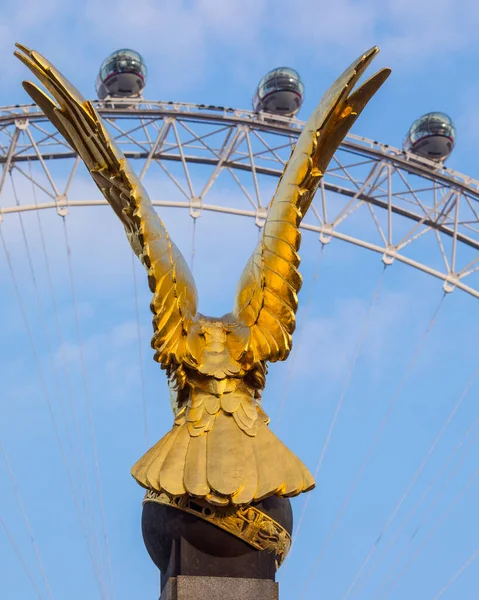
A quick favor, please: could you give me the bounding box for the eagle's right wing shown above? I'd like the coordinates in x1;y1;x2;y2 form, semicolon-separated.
15;44;198;370
234;47;390;363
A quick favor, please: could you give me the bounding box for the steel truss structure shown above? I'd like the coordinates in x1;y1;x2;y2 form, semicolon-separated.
2;99;479;297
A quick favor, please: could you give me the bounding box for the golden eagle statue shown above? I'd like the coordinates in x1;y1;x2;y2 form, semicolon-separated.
15;45;389;511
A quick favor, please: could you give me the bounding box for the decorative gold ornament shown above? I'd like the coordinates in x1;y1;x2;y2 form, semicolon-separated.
15;44;390;508
143;489;291;567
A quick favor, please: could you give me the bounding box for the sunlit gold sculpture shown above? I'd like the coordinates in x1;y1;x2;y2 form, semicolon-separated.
15;45;389;512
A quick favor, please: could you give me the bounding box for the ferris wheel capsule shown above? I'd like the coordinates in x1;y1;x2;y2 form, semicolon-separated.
253;67;304;117
96;49;147;100
403;112;456;161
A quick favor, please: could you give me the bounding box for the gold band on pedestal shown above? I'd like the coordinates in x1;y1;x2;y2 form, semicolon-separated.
143;489;292;567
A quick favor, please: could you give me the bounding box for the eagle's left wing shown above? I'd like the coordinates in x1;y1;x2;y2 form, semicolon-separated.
234;47;390;363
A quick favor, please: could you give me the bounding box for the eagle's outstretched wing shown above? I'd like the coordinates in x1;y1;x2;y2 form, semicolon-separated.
234;47;390;363
15;44;198;369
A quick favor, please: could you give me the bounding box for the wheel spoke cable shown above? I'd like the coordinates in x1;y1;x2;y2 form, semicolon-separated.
281;265;386;579
298;292;447;600
25;156;100;553
342;359;479;600
349;379;479;599
369;418;479;599
131;252;149;448
378;463;479;600
10;171;103;568
61;217;115;600
0;223;107;600
0;438;53;600
431;547;479;600
190;214;197;274
274;242;325;431
1;515;45;600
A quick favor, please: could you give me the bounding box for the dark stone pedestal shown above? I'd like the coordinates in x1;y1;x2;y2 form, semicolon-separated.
142;495;292;597
160;576;279;600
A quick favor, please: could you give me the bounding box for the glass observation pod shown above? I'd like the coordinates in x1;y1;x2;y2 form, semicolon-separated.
403;112;456;161
96;49;147;100
253;67;304;117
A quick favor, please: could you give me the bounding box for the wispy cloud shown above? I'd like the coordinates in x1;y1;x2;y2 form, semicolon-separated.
5;0;479;99
293;290;412;382
378;0;475;62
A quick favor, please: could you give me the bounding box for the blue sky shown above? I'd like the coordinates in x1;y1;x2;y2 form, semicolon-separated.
1;1;479;600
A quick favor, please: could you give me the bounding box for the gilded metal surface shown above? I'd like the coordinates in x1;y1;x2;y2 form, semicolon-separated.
16;44;389;507
143;489;292;567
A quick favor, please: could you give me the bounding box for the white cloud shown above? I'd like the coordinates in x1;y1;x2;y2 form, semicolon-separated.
378;0;469;63
77;0;268;91
50;318;152;404
54;320;142;366
4;0;479;98
259;0;479;73
293;289;413;383
271;0;378;60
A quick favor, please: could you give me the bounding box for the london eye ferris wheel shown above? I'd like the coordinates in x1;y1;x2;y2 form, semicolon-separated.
1;48;478;600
